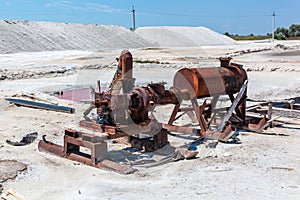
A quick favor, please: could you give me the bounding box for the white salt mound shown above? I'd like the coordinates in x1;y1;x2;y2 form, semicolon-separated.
135;26;237;47
0;20;154;54
0;21;236;54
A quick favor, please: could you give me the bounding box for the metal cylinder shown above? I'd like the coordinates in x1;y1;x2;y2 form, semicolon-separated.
38;140;64;156
173;64;247;100
119;50;133;79
5;98;75;113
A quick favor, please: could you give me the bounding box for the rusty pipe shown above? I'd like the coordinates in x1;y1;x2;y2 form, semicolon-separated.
219;57;232;67
119;50;133;79
38;140;64;156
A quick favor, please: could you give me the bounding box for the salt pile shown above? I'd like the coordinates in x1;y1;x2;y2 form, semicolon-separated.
135;26;237;47
0;20;153;54
0;20;237;54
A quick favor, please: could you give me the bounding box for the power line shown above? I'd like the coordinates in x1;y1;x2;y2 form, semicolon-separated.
138;10;269;18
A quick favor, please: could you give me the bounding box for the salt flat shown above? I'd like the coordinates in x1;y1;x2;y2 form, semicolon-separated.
0;22;300;200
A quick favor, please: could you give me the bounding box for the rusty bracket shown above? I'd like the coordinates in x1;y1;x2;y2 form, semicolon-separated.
38;131;137;174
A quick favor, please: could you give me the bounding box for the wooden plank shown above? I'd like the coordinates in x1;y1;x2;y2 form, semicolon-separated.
274;116;300;125
261;106;300;119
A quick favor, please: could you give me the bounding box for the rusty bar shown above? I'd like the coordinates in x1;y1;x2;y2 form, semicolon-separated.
198;100;208;132
168;104;180;125
163;124;200;136
173;111;188;122
247;117;268;132
268;102;274;128
79;120;127;139
191;98;207;132
67;153;93;166
218;124;236;141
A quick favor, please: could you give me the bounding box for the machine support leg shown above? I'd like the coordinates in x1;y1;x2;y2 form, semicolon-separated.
191;98;207;132
168;104;180;125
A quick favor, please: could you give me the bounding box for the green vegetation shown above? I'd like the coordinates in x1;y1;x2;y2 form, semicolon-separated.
133;59;170;64
134;59;160;64
274;24;300;40
224;24;300;40
142;47;164;51
225;33;271;40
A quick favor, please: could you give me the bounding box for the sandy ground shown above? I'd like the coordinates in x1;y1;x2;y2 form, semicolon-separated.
0;40;300;200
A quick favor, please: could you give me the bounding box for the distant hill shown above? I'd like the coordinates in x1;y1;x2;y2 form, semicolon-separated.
135;26;237;47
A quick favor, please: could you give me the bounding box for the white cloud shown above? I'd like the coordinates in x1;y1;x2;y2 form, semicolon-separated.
45;1;80;10
86;3;121;13
45;1;121;14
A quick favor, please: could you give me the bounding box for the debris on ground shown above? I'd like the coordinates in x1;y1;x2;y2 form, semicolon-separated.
0;160;27;183
0;188;26;200
6;132;38;146
130;146;198;168
5;98;75;114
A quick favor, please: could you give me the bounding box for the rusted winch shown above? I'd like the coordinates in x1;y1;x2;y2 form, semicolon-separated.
92;52;250;143
122;56;248;140
38;50;269;173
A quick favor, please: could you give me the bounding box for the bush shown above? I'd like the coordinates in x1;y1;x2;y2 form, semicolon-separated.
274;32;286;40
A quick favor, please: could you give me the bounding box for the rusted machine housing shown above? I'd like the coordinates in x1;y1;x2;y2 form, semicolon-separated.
173;63;247;99
165;58;249;134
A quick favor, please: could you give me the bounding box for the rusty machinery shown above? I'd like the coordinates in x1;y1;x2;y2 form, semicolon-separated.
79;50;268;149
39;50;268;172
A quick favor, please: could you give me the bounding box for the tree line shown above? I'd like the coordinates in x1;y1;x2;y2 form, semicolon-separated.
274;24;300;40
224;24;300;40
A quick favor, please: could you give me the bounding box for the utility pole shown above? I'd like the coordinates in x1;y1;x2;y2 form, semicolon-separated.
272;11;276;43
131;5;136;31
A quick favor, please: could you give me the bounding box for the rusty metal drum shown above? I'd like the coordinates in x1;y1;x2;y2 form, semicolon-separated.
173;64;247;99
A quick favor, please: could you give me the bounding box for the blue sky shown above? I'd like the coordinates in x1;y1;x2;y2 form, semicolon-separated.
0;0;299;35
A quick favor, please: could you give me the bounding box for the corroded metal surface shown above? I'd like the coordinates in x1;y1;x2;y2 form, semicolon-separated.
38;140;64;156
173;63;247;99
38;51;276;175
38;130;137;174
